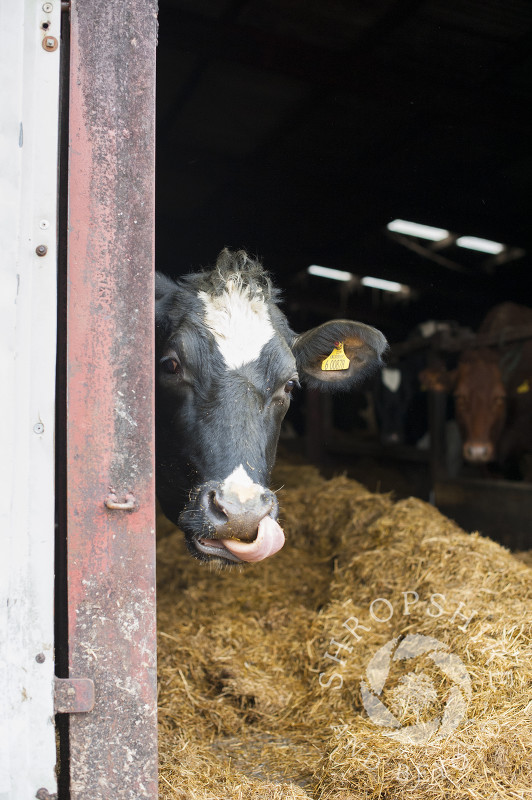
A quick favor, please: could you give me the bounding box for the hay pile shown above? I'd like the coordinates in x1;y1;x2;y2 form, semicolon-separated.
157;463;532;799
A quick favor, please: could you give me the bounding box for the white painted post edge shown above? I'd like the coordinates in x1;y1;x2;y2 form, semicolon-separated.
0;1;61;797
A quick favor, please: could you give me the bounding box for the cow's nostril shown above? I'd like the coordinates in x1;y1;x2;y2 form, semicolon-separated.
208;490;228;524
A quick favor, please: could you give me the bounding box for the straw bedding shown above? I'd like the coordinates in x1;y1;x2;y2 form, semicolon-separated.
157;463;532;799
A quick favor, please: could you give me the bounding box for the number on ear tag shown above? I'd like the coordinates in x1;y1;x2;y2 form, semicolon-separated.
322;342;350;371
517;379;530;394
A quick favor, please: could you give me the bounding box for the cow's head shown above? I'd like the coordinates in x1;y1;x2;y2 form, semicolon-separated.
420;349;507;463
155;249;387;565
454;350;507;462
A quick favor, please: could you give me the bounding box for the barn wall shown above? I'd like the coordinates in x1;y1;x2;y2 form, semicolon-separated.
0;1;61;796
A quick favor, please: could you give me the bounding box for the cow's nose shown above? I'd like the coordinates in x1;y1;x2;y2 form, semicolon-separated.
463;441;493;463
200;484;276;542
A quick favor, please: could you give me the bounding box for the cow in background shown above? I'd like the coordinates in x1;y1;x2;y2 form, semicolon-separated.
373;321;464;447
421;303;532;479
374;356;423;446
156;249;387;565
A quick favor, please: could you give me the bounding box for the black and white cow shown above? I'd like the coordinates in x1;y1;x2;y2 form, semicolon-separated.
373;321;467;447
156;249;387;565
373;351;428;446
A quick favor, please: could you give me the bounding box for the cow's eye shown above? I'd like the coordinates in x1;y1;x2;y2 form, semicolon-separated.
284;379;299;394
160;355;181;375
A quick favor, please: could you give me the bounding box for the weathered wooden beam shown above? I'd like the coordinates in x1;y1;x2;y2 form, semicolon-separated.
66;0;158;796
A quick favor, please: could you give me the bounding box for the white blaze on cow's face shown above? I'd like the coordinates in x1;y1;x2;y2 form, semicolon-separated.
220;464;263;503
382;367;402;393
199;279;275;369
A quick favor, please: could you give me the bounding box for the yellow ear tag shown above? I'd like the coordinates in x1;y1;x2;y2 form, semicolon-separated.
517;379;530;394
321;341;350;371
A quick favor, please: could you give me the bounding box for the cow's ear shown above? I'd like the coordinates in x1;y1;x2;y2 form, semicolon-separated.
292;320;387;391
155;273;178;345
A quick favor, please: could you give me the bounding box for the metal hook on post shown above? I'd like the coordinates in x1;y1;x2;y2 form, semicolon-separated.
104;492;137;511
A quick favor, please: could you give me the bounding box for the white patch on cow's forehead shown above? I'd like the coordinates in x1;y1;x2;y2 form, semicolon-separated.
198;281;275;369
382;367;402;393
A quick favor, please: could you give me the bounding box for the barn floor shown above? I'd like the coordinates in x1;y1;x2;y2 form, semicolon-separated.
157;461;531;800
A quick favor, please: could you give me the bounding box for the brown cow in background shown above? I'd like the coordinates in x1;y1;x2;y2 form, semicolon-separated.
422;303;532;479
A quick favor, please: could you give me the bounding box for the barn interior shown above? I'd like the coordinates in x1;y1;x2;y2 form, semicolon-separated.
152;6;532;797
155;0;532;549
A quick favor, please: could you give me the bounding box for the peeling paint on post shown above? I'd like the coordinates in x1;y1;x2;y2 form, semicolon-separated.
66;1;158;797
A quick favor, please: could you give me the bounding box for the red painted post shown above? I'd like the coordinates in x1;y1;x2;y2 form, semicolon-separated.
66;1;158;796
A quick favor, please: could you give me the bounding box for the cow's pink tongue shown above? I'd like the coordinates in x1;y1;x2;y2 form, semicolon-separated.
222;516;285;563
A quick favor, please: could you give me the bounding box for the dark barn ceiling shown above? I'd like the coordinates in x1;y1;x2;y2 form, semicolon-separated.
156;0;532;339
